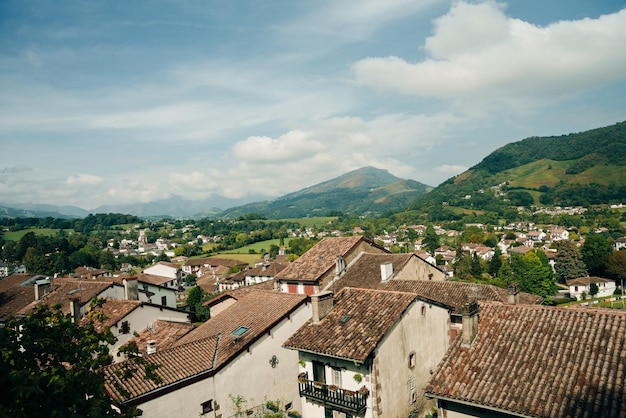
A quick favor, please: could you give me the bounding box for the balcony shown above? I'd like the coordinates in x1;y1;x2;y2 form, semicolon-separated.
298;379;368;415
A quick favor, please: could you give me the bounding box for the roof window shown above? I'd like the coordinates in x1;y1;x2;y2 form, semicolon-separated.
232;326;250;337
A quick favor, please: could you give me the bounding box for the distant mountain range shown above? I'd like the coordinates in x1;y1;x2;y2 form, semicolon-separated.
3;120;624;220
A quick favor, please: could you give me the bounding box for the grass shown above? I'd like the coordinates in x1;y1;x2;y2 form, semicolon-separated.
208;238;293;266
2;228;69;241
277;217;337;227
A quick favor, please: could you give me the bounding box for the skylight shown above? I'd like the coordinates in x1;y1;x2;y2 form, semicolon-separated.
232;326;250;337
340;315;352;323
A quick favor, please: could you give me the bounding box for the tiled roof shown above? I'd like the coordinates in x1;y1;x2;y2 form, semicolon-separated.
425;303;626;418
79;299;143;332
275;236;373;283
175;290;307;366
103;335;220;403
378;280;544;313
18;279;114;316
332;253;413;291
130;319;195;354
566;276;614;286
245;261;287;277
0;274;37;320
283;287;416;363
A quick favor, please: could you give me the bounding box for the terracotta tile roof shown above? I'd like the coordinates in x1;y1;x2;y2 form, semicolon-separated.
332;253;415;292
175;290;308;368
18;279;114;316
0;274;37;320
103;335;220;403
245;261;287;277
80;299;143;332
425;303;626;418
283;287;417;363
203;281;275;307
185;257;248;268
378;280;544;313
566;276;614;286
275;236;374;283
130;319;196;354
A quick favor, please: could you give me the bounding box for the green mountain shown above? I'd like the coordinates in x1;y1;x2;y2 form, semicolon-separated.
410;121;626;217
219;166;432;219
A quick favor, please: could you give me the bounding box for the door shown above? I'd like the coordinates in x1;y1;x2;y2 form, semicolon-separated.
313;360;326;383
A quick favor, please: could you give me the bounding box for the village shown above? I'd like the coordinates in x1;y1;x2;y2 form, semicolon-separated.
1;214;625;417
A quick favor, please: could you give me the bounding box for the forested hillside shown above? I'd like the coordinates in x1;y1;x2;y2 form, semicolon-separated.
410;121;626;219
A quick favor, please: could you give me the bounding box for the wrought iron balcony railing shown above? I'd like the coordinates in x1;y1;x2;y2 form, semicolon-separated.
298;379;368;415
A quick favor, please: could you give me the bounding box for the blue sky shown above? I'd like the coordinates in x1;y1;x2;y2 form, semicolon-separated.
1;0;625;210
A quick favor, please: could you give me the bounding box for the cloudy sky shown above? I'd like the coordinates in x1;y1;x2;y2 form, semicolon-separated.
1;0;625;210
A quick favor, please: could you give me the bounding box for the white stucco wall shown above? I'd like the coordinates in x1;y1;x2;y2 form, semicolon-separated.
144;264;179;280
129;302;312;418
373;300;451;418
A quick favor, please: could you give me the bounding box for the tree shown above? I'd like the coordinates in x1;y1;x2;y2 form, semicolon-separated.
554;240;588;284
423;225;440;254
470;253;483;278
589;282;599;298
510;251;556;297
187;286;211;322
0;303;138;417
581;234;612;276
487;248;502;277
605;250;626;282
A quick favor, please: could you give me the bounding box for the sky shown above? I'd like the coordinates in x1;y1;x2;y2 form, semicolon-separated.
1;0;625;210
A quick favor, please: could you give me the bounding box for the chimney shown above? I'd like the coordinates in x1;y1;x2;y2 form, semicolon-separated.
461;300;480;346
146;340;157;354
124;278;139;300
34;278;51;300
335;256;346;278
380;262;393;282
69;297;81;323
507;283;520;305
311;291;334;324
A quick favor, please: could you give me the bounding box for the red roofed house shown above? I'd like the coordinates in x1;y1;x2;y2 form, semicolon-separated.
274;236;387;295
103;290;311;417
283;288;454;418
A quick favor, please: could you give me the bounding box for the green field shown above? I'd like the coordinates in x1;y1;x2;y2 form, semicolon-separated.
211;238;293;265
2;228;68;241
278;217;337;227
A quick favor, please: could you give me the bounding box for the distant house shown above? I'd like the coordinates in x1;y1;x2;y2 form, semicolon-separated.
615;236;626;251
425;302;626;417
274;236;387;295
143;261;182;284
566;276;616;300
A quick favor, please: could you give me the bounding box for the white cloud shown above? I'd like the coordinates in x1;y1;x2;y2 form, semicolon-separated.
353;2;626;98
66;174;104;186
232;131;327;163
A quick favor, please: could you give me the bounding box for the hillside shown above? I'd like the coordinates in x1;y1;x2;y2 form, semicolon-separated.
218;167;432;219
410;121;626;217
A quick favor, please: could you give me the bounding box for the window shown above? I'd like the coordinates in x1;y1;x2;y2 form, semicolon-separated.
120;321;130;334
332;367;342;387
421;305;426;315
161;295;167;306
232;326;250;337
201;400;213;414
408;351;416;369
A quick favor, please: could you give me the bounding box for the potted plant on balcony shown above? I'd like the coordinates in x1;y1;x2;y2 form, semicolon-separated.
313;381;324;389
353;373;363;383
358;385;369;396
328;384;339;392
298;372;307;383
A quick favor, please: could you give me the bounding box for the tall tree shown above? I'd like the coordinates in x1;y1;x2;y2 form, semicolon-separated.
423;225;440;254
580;234;612;277
487;248;503;277
554;240;588;284
606;250;626;283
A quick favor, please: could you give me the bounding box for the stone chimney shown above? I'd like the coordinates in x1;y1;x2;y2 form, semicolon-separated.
461;300;480;346
311;291;334;324
124;278;139;300
146;340;157;354
34;278;51;301
507;283;520;305
69;297;81;323
380;262;393;282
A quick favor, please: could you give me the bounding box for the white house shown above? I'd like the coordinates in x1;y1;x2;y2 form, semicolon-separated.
566;276;616;300
283;288;453;418
104;290;311;417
